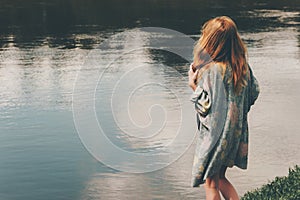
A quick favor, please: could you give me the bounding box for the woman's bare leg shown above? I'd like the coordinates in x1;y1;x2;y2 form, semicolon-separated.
219;166;239;200
204;173;221;200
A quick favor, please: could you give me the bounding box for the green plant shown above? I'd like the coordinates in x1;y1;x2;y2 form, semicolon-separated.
241;165;300;200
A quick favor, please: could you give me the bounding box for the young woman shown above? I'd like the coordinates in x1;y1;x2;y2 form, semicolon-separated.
188;16;260;200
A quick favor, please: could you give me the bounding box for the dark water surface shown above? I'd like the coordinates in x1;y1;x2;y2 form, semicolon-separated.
0;0;299;199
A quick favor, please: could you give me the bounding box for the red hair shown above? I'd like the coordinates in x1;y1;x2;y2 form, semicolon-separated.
193;16;248;93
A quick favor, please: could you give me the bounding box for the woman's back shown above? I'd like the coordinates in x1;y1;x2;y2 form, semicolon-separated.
188;16;260;199
190;61;259;187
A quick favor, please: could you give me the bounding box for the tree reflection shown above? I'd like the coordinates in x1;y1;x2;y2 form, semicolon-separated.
0;0;299;48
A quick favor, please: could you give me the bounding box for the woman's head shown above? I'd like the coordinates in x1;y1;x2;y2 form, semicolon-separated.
194;16;248;92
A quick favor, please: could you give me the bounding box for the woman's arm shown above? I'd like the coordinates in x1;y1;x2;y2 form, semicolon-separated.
190;63;227;131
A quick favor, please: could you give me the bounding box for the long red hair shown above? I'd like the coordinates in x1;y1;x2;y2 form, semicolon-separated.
193;16;248;93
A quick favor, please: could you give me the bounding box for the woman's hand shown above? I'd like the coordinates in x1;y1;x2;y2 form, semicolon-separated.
188;63;198;91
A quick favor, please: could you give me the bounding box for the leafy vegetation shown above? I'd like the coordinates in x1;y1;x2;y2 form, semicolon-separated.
241;165;300;200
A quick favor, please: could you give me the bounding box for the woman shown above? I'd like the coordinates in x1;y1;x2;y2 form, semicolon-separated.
188;16;260;200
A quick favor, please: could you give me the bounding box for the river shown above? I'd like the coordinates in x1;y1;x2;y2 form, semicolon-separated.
0;0;299;199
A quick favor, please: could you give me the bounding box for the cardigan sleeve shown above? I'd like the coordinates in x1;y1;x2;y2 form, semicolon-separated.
191;64;228;155
248;66;260;111
205;64;228;133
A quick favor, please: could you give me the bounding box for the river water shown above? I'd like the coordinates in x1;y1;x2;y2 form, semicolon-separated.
0;0;299;199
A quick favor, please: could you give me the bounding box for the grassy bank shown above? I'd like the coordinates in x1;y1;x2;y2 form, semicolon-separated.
241;165;300;200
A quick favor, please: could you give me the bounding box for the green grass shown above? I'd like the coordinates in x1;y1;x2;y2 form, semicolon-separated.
241;165;300;200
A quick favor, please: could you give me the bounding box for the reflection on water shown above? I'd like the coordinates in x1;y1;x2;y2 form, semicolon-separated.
1;0;300;48
0;0;300;199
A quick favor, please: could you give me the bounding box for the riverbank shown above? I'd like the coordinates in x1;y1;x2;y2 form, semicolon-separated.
241;165;300;200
